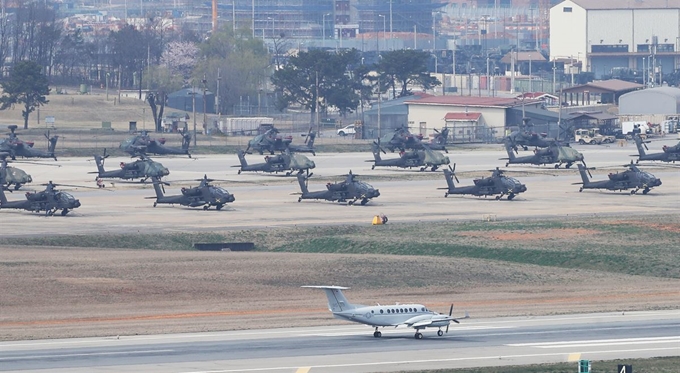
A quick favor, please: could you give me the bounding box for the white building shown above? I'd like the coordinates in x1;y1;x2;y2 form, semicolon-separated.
404;96;550;142
550;0;680;79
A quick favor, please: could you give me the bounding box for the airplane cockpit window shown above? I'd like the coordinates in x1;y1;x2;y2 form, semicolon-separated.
421;307;425;311
371;310;374;313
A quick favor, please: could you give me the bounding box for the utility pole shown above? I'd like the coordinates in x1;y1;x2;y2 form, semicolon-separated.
389;0;392;49
216;68;221;116
192;86;197;146
202;75;207;135
251;0;255;38
377;76;381;139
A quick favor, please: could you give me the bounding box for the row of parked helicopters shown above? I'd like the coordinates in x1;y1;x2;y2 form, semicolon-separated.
0;123;676;216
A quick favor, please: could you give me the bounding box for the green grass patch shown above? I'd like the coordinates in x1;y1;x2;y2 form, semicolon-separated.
396;355;680;373
3;215;679;278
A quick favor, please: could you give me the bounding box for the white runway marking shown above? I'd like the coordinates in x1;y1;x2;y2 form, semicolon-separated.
508;336;680;349
179;347;680;373
0;349;175;361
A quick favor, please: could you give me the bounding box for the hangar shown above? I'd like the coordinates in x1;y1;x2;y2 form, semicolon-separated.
619;87;680;116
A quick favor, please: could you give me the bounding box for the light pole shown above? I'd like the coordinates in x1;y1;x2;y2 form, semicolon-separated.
322;13;330;48
202;75;207;135
216;68;221;116
105;72;110;101
389;0;392;49
529;54;532;93
379;14;386;51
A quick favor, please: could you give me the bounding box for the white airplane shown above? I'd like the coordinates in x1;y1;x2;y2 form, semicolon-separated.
303;285;469;339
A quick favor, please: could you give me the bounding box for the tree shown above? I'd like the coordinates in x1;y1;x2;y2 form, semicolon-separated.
377;49;440;98
144;65;184;132
271;49;361;122
193;26;270;115
0;61;50;129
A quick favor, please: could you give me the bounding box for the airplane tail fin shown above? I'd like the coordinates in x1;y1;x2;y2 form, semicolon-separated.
443;169;456;190
237;150;248;167
634;135;646;156
504;142;516;160
577;164;591;186
182;132;191;151
48;135;58;159
94;153;106;174
302;286;356;312
371;142;382;161
297;172;309;194
151;177;164;198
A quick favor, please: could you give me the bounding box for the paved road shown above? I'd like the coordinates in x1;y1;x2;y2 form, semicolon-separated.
3;139;679;236
1;310;679;372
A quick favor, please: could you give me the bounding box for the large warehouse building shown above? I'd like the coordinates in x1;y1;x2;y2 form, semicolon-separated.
550;0;680;80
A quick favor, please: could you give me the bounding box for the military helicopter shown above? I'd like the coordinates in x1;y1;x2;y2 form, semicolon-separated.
147;175;235;210
505;119;555;152
120;130;191;158
235;149;315;176
575;163;662;195
0;125;59;160
369;142;450;171
439;164;527;200
0;153;32;190
295;171;380;205
380;126;450;153
245;127;291;155
287;132;317;156
90;150;170;182
0;171;81;216
502;141;586;169
632;135;680;163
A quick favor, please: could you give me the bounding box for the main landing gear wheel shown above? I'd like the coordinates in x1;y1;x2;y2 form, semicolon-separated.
507;194;515;200
437;330;444;337
554;164;560;169
579;187;583;192
360;198;368;205
371;165;375;170
414;332;423;339
373;331;382;338
631;190;637;195
203;205;209;210
153;202;157;207
216;204;223;210
444;193;449;197
298;197;302;202
237;170;242;174
61;209;69;216
643;188;650;195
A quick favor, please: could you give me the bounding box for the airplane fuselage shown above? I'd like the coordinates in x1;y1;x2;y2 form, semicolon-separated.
331;304;449;328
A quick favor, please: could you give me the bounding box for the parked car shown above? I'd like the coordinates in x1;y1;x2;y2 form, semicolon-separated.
337;124;356;136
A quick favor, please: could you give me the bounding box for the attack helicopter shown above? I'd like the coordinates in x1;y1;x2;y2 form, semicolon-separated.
369;142;450;171
287;132;317;155
235;149;315;176
90;150;170;182
120;130;191;158
505;118;555;151
380;126;450;153
295;171;380;205
148;175;235;210
502;141;586;169
245;127;290;155
0;166;81;216
0;153;32;190
0;125;59;160
632;135;680;163
575;163;662;195
439;164;527;200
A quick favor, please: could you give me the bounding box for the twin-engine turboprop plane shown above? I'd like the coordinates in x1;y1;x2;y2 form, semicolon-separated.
303;286;468;339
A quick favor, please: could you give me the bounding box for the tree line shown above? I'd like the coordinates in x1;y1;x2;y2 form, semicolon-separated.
1;2;439;130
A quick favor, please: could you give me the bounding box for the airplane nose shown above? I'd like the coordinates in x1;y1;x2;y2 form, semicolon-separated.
74;200;81;208
310;161;316;169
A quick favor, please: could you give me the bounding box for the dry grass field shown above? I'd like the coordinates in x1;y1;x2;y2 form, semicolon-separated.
1;215;679;341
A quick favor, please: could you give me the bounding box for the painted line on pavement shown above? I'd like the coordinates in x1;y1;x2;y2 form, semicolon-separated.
179;347;680;373
0;349;175;361
567;353;581;362
295;368;311;373
508;336;680;347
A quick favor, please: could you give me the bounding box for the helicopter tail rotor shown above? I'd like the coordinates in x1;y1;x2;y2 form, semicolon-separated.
447;163;459;183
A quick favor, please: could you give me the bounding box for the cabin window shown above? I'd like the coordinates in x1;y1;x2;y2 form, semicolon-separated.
371;310;374;313
380;309;384;314
421;307;425;311
409;308;413;312
400;308;404;313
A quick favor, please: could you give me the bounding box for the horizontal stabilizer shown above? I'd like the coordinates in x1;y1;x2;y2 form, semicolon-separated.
301;285;350;290
571;182;584;185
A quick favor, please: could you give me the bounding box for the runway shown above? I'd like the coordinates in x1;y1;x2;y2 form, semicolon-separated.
1;310;679;372
3;140;679;236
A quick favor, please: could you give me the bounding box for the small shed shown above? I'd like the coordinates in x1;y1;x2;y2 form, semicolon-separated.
167;88;215;114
